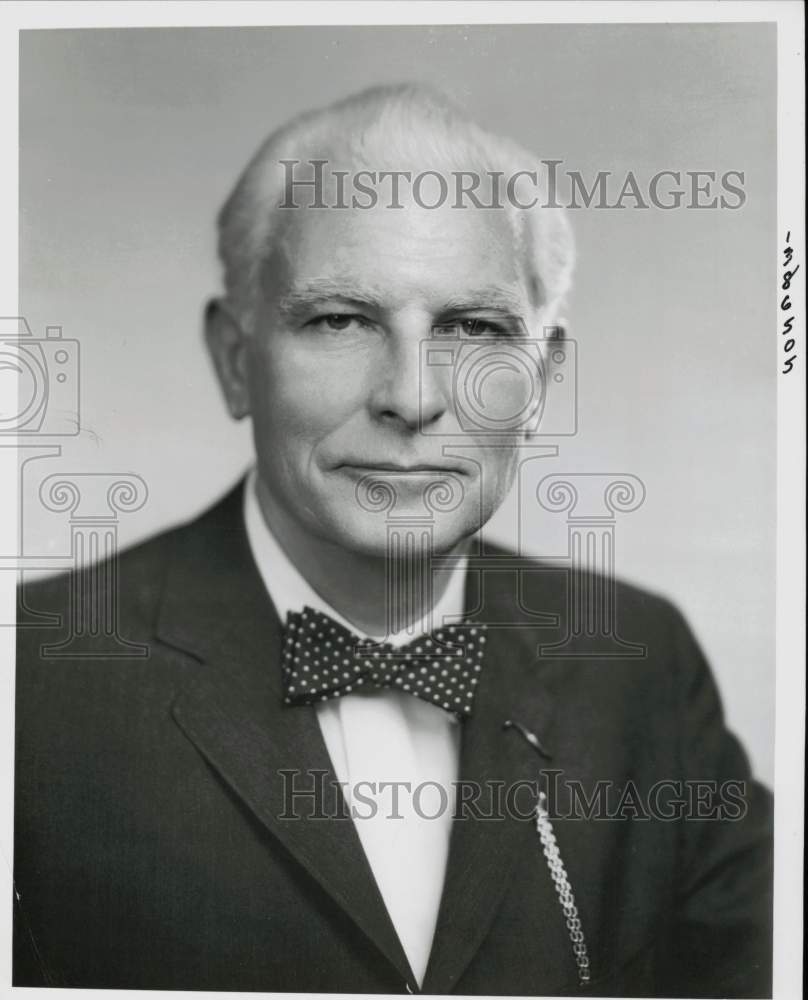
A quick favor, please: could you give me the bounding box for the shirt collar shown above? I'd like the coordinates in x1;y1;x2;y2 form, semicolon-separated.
243;467;468;645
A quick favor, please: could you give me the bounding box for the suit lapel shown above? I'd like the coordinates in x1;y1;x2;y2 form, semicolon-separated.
422;563;567;994
154;483;415;987
153;485;576;992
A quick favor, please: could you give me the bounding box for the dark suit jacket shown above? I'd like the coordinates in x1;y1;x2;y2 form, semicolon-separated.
13;480;773;995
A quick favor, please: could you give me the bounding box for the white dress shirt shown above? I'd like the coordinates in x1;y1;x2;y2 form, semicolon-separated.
243;470;466;986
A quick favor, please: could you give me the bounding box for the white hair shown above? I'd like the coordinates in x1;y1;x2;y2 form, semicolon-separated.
217;83;574;329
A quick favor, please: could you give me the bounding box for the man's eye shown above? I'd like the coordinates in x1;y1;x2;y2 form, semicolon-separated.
457;318;510;338
308;314;366;332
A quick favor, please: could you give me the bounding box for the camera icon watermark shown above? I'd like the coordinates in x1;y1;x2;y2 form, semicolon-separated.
0;317;80;436
419;323;577;437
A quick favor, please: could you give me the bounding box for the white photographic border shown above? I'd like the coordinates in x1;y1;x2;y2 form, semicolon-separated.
0;3;803;999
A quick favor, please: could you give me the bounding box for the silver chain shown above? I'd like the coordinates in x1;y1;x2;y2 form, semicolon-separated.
536;791;591;986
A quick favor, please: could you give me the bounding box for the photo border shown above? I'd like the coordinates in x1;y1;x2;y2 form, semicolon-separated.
0;4;803;999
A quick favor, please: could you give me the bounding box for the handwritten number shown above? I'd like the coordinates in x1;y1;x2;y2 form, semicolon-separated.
782;265;800;291
780;232;798;375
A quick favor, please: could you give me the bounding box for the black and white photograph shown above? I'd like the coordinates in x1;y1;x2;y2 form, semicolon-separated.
0;3;804;998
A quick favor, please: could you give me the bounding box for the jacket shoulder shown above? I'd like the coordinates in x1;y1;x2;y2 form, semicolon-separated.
19;517;179;625
484;540;686;635
18;480;245;624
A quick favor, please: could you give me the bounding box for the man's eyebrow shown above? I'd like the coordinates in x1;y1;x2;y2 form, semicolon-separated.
277;279;384;314
275;280;528;317
439;287;527;315
432;285;527;316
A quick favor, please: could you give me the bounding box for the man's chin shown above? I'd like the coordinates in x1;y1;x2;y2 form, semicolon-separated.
326;510;478;559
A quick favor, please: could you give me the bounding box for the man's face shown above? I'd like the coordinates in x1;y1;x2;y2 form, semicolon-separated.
241;195;542;556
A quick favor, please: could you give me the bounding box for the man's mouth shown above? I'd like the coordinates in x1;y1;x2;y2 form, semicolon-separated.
338;461;468;476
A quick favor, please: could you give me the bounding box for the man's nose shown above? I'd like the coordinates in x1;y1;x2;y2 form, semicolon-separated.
369;320;448;432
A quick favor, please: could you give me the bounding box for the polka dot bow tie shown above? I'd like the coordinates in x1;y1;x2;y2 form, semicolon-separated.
281;606;488;719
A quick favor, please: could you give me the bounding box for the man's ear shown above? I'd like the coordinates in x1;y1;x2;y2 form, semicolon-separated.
204;298;251;420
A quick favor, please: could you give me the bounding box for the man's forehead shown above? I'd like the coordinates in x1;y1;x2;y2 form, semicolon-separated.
265;201;530;310
277;193;515;244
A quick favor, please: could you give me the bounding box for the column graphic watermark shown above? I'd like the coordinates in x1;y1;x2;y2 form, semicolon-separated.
1;316;149;655
37;473;149;658
535;473;646;658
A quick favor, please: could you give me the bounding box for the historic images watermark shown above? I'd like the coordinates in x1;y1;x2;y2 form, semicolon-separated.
277;768;749;823
418;322;576;438
339;318;647;656
1;308;644;659
279;160;748;211
1;315;149;656
0;317;80;437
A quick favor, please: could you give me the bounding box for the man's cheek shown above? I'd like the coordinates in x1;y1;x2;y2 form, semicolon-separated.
485;370;537;424
477;447;519;508
276;348;368;413
273;380;358;437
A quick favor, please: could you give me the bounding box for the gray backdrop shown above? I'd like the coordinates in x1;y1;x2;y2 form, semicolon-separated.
18;24;776;781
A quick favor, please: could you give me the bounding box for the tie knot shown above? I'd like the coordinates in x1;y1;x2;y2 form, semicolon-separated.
281;606;488;719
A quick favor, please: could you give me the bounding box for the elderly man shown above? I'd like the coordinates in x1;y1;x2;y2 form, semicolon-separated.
14;85;772;996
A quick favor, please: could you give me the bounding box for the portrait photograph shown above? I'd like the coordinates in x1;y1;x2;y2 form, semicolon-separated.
0;3;804;998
